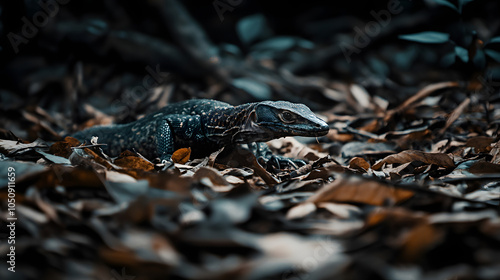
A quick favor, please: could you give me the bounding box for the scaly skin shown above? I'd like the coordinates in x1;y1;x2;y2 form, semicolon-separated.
72;99;329;165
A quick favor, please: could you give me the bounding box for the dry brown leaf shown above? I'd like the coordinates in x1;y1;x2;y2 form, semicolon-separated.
307;176;414;206
147;171;191;194
216;146;278;186
490;140;500;164
114;151;155;172
36;165;104;189
465;136;494;153
193;167;234;192
172;147;191;164
399;223;442;262
358;119;381;133
439;97;470;134
267;137;327;161
366;207;427;227
0;139;48;155
395;129;432;150
385;81;460;122
49;136;81;158
304;162;347;180
326;129;354;142
348;157;370;171
372;150;455;170
469;161;500;174
83;147;115;169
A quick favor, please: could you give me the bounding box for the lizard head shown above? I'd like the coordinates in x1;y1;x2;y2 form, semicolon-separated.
238;101;329;143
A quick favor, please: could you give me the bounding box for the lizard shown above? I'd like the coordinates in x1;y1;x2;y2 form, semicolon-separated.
72;99;329;168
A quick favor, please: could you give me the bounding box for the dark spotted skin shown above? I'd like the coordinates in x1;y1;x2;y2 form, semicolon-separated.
72;99;329;163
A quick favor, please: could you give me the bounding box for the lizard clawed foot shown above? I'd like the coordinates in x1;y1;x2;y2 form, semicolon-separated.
263;155;306;172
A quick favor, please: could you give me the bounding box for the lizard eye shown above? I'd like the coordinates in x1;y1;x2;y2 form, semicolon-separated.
279;111;295;123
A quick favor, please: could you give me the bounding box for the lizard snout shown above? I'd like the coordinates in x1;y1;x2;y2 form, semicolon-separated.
312;118;330;136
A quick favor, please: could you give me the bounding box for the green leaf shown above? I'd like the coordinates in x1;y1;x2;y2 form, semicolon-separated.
440;51;456;67
487;36;500;44
455;46;469;63
219;44;242;56
399;32;450;44
433;0;458;11
485;49;500;63
231;78;272;100
236;14;272;45
252;36;314;52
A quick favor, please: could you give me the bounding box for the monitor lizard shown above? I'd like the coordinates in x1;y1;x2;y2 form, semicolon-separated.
72;99;329;168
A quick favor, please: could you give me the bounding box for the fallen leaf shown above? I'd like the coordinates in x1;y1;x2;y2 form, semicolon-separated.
172;147;191;164
439;97;470;134
307;176;414;206
49;136;81;158
490;140;500;164
348;157;370;171
399;223;442;262
0;138;48;155
372;150;455;170
286;202;316;219
115;151;155;171
385;81;460;122
35;149;72;165
465;136;494;153
317;202;362;219
267;137;328;161
468;161;500;174
193;167;234;192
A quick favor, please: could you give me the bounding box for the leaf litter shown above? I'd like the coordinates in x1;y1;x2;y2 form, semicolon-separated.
1;1;500;279
2;79;500;279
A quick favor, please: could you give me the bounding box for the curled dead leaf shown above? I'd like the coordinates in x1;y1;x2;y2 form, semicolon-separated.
0;138;48;156
439;97;470;135
372;150;455;170
267;137;327;161
115;151;155;172
348;157;370;171
193;167;234;192
307;176;414;206
49;136;81;158
172;147;191;164
384;81;460;122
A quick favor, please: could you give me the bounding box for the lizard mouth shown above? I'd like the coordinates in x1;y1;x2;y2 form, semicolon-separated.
260;122;329;137
236;116;329;143
290;126;330;136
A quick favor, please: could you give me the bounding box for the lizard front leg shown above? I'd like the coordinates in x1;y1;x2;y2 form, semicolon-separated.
156;118;175;168
249;142;306;171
